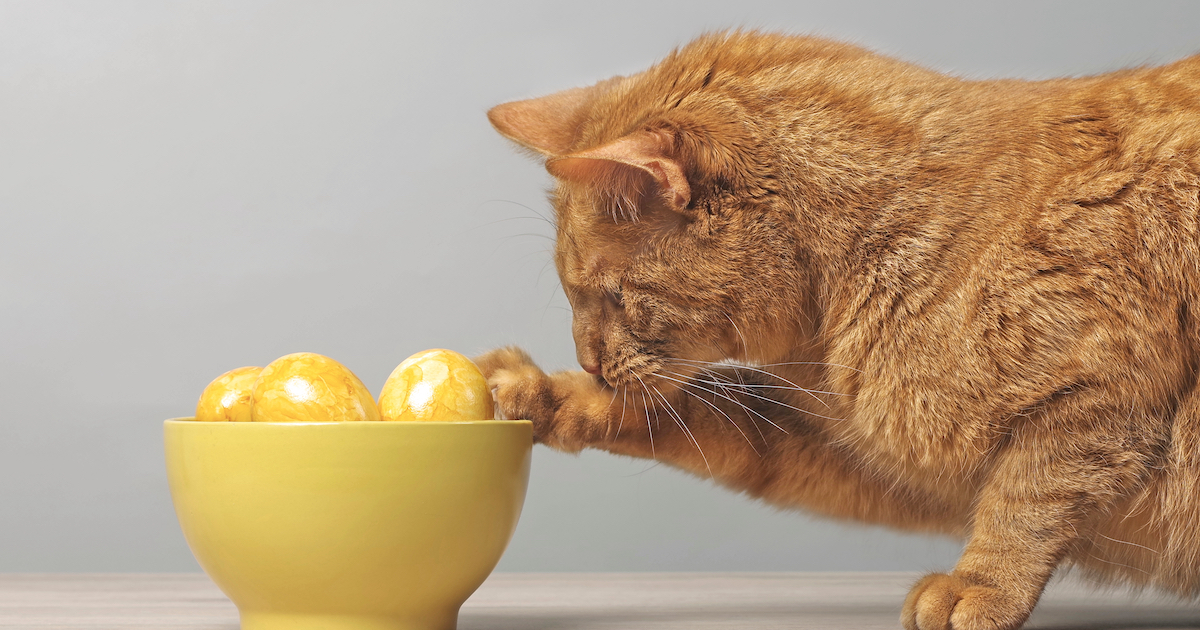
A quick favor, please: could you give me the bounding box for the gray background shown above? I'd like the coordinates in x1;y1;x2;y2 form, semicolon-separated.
2;1;1197;573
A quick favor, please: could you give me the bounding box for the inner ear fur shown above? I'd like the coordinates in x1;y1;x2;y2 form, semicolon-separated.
547;130;691;214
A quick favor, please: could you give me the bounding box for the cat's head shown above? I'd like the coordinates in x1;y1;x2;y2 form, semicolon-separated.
488;41;817;390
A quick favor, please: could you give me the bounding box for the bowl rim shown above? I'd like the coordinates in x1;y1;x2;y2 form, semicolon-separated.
165;417;532;426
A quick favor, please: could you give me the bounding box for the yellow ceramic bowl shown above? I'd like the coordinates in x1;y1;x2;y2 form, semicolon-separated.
164;419;532;630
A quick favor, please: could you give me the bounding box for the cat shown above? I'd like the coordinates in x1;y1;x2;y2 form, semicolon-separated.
477;30;1200;630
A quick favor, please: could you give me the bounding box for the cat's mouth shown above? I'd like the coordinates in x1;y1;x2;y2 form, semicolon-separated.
596;353;661;390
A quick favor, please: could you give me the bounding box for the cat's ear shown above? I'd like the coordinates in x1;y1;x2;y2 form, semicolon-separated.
488;80;617;156
546;131;690;213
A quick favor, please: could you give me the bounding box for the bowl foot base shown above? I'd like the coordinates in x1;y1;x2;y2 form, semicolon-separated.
239;610;458;630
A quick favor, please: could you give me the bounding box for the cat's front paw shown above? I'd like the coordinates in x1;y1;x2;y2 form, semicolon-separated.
474;347;595;450
486;358;555;432
901;573;1032;630
474;346;537;381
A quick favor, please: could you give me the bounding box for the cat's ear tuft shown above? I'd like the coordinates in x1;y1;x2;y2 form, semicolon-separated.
487;79;618;157
546;131;691;214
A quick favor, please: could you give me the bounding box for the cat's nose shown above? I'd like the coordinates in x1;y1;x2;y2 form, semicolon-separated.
581;361;602;375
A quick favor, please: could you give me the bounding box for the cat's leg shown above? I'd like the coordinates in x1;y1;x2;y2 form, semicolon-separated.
900;401;1160;630
475;346;737;466
476;346;949;530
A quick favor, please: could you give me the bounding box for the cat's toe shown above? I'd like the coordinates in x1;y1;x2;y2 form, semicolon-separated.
489;365;561;444
473;346;537;378
902;573;1030;630
903;573;961;630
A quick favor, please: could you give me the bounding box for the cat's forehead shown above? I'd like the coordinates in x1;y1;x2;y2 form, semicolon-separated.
556;230;625;285
553;184;689;288
555;221;641;294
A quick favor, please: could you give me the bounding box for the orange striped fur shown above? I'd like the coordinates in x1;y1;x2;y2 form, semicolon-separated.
481;31;1200;630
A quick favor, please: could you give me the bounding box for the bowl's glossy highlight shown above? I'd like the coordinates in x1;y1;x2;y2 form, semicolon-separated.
164;419;532;630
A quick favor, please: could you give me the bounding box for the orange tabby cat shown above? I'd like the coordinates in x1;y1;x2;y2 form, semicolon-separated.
479;31;1200;630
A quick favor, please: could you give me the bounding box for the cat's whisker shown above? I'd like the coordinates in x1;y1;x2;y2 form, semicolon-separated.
474;199;555;223
539;281;569;324
695;367;768;442
1099;533;1160;555
669;356;817;387
460;212;555;244
503;232;556;243
635;382;655;458
689;375;851;398
616;386;627;439
651;385;701;455
470;214;553;230
683;386;760;456
673;356;864;375
644;379;663;431
667;369;777;432
1086;551;1152;576
537;256;559;285
514;248;554;266
663;368;847;425
759;360;862;373
724;312;749;357
660;370;787;434
650;383;713;478
657;370;788;435
665;358;831;409
662;371;761;455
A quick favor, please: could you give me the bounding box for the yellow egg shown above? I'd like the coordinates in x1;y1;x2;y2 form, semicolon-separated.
379;349;494;422
250;352;380;423
195;366;263;422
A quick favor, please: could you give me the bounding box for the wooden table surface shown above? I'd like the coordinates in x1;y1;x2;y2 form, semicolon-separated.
1;572;1197;629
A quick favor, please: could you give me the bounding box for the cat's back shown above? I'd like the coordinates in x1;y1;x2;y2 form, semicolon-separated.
1071;53;1200;153
666;32;1200;140
1113;53;1200;114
